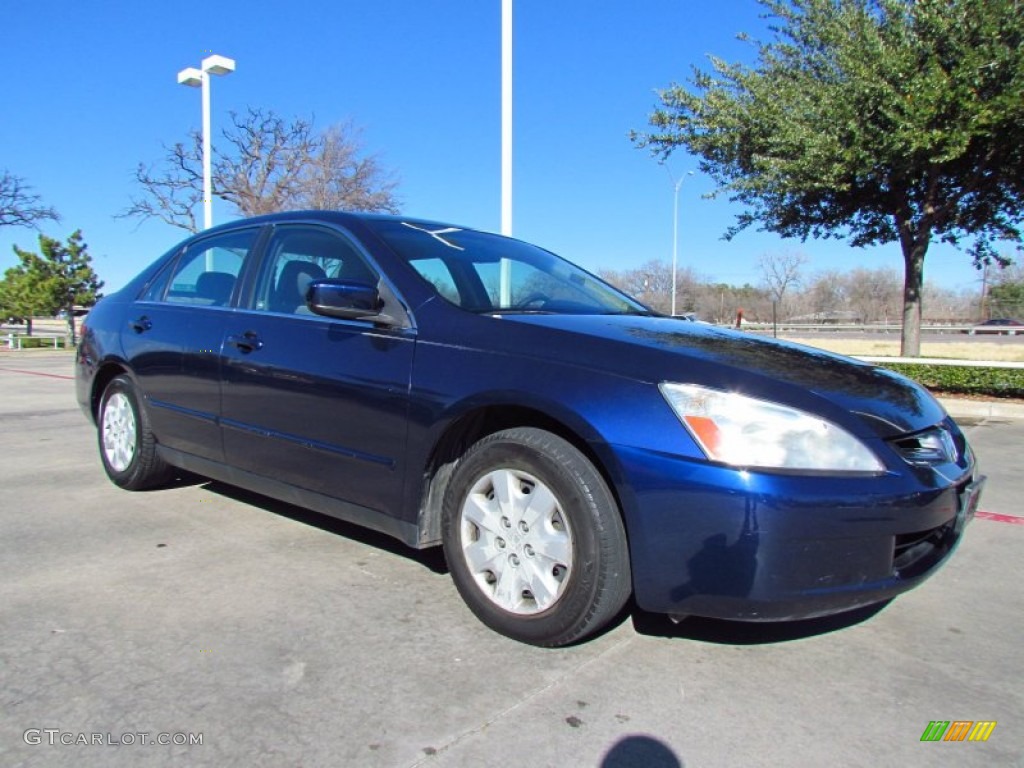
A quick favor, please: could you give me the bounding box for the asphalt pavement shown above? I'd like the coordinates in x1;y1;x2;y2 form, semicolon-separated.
1;351;1021;768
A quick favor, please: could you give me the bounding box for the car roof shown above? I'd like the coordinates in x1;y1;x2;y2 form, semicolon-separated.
199;210;475;236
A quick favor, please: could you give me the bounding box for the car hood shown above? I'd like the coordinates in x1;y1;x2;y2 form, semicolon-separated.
498;313;946;439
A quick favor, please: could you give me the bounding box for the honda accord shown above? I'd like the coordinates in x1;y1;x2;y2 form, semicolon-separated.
75;211;984;646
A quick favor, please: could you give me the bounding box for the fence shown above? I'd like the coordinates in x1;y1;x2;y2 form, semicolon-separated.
745;322;1019;335
4;333;71;350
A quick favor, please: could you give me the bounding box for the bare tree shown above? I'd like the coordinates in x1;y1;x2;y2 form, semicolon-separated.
123;133;204;232
758;251;808;311
121;108;400;232
296;122;399;213
802;270;846;318
598;261;710;315
0;170;60;229
923;283;976;322
842;267;901;325
216;108;320;216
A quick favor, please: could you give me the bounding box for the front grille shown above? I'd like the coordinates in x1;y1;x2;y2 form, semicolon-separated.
890;425;959;466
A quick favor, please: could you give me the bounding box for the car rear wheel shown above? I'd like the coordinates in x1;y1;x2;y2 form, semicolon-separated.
98;375;172;490
442;427;631;646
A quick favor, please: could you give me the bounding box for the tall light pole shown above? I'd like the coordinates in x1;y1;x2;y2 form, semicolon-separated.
178;54;235;231
667;168;694;317
501;0;512;237
499;0;513;307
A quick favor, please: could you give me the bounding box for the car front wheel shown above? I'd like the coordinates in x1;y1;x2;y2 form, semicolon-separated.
98;374;172;490
442;427;631;646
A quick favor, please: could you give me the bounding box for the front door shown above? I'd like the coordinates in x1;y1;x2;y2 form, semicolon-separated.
220;224;414;516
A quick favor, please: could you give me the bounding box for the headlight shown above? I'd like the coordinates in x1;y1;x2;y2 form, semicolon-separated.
659;383;885;473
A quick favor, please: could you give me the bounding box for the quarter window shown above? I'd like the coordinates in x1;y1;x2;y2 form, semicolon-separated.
159;229;257;306
408;257;460;303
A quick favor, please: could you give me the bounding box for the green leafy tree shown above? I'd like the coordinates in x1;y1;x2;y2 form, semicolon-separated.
635;0;1024;356
2;230;103;340
989;272;1024;318
0;264;49;336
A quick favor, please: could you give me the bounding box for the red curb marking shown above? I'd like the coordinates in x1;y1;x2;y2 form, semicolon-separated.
976;511;1024;526
0;367;75;381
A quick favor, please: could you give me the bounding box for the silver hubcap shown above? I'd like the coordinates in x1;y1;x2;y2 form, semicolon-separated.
459;468;573;615
101;392;137;472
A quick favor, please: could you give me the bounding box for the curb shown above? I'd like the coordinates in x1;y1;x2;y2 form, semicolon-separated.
939;397;1024;422
857;355;1024;370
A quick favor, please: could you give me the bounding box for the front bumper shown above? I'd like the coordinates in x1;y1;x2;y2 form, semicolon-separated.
613;443;982;621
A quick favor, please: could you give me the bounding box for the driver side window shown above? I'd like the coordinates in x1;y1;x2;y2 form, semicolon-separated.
252;226;376;315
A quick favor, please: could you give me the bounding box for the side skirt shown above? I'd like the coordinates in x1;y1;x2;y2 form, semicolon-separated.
157;446;423;549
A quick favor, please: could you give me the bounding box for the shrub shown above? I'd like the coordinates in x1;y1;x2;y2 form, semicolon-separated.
879;363;1024;399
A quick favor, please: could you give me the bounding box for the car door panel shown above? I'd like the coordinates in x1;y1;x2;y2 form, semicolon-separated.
120;227;259;461
220;315;414;514
121;304;229;460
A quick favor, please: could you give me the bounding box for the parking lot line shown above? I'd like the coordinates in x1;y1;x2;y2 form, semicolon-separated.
976;510;1024;526
0;367;75;381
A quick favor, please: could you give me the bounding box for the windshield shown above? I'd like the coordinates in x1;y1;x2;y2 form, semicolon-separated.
368;219;651;315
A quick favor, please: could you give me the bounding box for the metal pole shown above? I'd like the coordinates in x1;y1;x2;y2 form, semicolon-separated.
501;0;512;236
201;70;212;231
672;178;680;317
666;169;692;317
499;0;513;307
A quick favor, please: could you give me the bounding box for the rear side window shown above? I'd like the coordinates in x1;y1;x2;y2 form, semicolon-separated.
149;229;258;306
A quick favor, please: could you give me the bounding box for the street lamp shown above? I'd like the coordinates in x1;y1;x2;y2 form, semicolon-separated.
178;54;235;230
667;168;694;317
501;0;512;237
499;0;513;307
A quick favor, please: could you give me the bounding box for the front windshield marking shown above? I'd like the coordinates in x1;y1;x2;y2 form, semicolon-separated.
400;222;465;251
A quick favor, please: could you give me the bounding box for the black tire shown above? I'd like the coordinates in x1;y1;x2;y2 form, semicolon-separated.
97;374;173;490
442;427;631;647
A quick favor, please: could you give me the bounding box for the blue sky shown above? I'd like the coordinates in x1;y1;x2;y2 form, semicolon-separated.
1;0;992;294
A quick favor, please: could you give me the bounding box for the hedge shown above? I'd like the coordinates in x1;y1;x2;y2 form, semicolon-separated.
878;362;1024;399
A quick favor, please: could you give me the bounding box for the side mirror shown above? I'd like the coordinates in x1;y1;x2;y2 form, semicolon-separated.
307;279;399;325
308;279;380;319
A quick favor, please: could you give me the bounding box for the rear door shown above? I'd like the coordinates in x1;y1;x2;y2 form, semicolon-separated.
220;224;415;515
122;227;260;461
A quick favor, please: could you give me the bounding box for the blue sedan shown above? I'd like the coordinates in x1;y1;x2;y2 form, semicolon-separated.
75;211;983;646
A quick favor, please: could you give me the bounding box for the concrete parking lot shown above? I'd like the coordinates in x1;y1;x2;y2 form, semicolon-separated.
1;351;1021;768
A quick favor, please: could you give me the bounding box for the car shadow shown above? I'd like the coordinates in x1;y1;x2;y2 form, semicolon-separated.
630;600;892;645
196;479;450;575
171;475;890;644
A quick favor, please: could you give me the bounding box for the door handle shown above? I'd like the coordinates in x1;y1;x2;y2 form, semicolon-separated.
129;316;152;333
226;331;263;353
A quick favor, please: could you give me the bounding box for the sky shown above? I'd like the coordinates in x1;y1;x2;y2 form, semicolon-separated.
0;0;994;296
